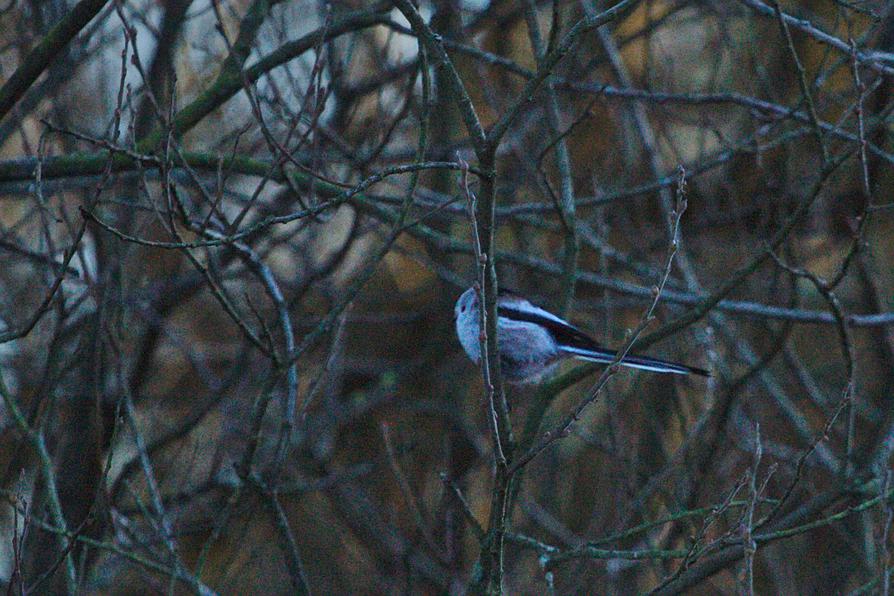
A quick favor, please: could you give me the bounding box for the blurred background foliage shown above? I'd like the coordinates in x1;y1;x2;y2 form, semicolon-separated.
1;0;894;593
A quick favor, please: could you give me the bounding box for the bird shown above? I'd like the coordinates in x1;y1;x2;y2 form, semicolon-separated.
454;286;710;384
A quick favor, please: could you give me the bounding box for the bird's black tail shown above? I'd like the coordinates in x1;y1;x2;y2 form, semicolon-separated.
560;346;710;377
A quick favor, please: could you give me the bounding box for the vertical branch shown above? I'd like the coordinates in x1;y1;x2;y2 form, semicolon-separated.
851;40;871;200
459;157;506;468
770;0;829;163
523;1;578;315
390;4;514;591
741;423;762;596
251;476;310;595
0;368;77;591
471;150;515;595
766;250;856;477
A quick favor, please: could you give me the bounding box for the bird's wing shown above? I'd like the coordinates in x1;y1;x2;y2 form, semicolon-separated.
496;300;601;352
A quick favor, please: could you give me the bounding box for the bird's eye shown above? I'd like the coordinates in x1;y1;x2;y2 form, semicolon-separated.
461;305;467;312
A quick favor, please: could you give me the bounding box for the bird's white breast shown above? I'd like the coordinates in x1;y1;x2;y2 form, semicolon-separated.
455;306;482;363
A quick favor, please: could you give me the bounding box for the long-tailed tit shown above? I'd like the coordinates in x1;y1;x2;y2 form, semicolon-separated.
454;287;710;384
